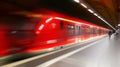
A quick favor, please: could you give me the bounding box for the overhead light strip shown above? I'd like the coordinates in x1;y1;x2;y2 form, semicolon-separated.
80;3;87;8
88;9;94;13
73;0;116;30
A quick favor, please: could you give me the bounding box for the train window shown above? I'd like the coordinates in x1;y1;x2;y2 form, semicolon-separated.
79;26;80;30
67;24;75;36
90;27;93;34
75;26;80;35
60;21;64;29
78;26;80;30
68;24;74;30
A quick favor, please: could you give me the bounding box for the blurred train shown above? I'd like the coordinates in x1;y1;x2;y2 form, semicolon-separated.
0;8;108;58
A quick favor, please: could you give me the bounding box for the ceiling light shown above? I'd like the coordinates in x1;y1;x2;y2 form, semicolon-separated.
98;17;116;30
88;9;94;13
98;16;101;19
80;3;87;8
73;0;80;3
93;13;98;16
118;24;120;26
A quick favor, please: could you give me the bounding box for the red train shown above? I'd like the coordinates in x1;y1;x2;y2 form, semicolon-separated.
0;8;108;58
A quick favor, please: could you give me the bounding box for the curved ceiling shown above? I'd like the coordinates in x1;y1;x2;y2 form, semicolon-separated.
85;0;119;29
0;0;119;30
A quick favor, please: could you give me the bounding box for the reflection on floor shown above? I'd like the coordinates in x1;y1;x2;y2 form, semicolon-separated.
49;35;120;67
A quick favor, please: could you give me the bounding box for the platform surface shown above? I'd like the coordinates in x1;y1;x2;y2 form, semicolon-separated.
49;35;120;67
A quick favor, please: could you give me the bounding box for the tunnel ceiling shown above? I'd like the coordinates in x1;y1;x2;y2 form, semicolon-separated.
85;0;119;29
0;0;120;30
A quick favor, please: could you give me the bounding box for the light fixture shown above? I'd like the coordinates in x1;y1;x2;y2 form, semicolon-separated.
73;0;80;3
93;13;98;16
80;3;87;8
118;24;120;26
88;9;94;13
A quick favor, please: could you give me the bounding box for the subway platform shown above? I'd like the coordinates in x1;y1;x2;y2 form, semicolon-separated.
48;34;120;67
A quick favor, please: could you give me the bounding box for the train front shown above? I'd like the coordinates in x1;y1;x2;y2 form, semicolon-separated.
0;14;39;57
